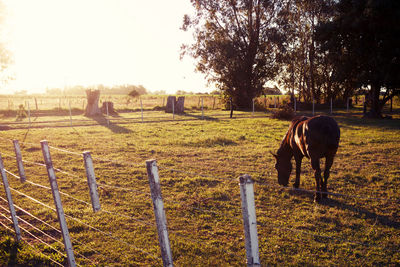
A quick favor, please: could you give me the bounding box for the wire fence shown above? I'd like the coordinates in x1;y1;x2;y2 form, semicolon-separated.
0;136;398;266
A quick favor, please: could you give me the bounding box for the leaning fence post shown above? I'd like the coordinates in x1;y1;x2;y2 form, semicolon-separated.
146;159;173;267
0;154;21;242
41;140;76;267
239;174;260;266
82;151;101;212
13;140;26;183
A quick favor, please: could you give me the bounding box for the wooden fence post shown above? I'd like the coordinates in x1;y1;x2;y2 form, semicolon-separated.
82;152;101;212
239;174;260;266
172;100;175;120
0;154;21;242
146;159;173;267
252;98;255;116
41;140;76;267
69;100;73;127
201;97;204;120
13;140;26;183
140;98;144;122
27;101;31;128
330;98;333;114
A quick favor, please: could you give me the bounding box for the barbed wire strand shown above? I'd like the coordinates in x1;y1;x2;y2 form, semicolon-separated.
17;214;99;266
0;212;67;260
159;165;238;183
97;182;151;196
7;199;108;263
21;236;65;267
9;187;55;211
0;216;15;233
62;212;162;263
5;169;93;207
255;180;399;203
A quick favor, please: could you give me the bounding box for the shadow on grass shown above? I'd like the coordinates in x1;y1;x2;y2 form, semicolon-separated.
289;189;400;229
180;112;220;121
88;115;133;134
0;238;19;265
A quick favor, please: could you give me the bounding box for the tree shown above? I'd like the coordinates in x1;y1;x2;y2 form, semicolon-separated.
181;0;283;109
0;1;12;86
128;89;140;98
316;0;400;117
276;0;336;104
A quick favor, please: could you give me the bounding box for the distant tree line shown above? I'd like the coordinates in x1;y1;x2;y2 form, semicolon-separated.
46;84;148;96
182;0;400;117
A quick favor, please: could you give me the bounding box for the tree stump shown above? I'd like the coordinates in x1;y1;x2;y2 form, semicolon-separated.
176;97;185;113
85;90;101;116
165;96;176;113
165;96;185;113
101;102;117;115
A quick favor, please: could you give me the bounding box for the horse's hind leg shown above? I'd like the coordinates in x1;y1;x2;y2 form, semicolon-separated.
311;158;322;202
322;154;335;199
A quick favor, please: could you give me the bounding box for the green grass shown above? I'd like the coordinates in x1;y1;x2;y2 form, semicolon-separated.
0;109;399;266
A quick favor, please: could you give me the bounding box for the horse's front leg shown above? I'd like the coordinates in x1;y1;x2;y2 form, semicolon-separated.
294;155;303;188
311;158;322;202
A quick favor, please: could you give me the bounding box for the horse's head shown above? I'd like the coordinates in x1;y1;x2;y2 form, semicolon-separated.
271;152;292;186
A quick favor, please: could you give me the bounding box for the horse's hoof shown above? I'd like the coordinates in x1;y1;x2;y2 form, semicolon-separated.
314;195;321;203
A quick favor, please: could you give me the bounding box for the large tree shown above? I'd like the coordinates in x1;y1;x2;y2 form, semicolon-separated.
0;1;12;86
181;0;283;109
276;0;337;104
316;0;400;117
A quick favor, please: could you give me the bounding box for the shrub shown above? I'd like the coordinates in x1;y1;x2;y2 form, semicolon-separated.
272;106;295;120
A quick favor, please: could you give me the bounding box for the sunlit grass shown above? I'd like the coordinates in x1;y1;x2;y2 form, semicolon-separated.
0;108;399;265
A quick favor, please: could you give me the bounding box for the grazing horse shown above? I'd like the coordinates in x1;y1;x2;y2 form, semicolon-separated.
272;115;340;202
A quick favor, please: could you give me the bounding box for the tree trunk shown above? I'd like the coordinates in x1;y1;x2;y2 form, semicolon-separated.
84;90;101;116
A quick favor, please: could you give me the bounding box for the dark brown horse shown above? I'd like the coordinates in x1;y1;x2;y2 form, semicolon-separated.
272;115;340;202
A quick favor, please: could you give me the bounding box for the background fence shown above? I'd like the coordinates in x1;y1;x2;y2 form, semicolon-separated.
0;134;398;266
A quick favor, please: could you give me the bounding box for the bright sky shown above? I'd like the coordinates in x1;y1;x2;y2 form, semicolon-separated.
2;0;209;94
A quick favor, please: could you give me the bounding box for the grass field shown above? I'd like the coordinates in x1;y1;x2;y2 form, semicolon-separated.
0;104;399;266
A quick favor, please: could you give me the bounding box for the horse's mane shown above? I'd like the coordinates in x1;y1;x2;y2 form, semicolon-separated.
278;116;308;154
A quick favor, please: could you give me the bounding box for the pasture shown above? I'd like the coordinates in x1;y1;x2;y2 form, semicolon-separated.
0;102;399;265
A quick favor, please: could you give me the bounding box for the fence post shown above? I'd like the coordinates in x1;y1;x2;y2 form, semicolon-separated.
0;154;21;242
140;98;144;122
146;159;173;267
201;97;204;120
27;101;31;128
172;100;175;120
13;140;26;183
347;97;350;112
69;100;73;127
239;174;260;267
106;102;110;126
252;98;255;116
294;97;297;112
82;151;101;212
330;98;333;114
40;140;76;267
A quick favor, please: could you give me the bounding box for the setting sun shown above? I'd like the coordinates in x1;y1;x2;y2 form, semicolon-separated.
2;0;208;94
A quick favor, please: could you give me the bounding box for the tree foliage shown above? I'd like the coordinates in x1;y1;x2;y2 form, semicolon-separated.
181;0;283;109
0;1;12;84
316;0;400;117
